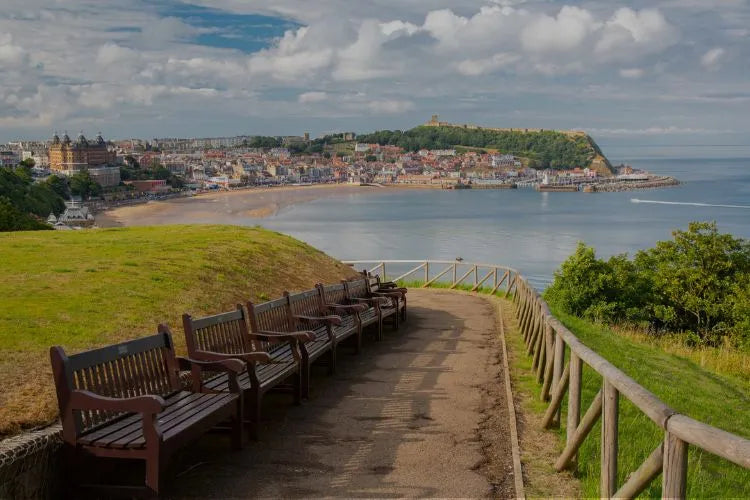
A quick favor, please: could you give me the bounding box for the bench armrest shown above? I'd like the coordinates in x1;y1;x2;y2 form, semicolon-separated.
177;356;245;374
192;350;273;365
294;314;342;326
326;303;368;314
253;330;316;342
351;297;389;306
177;357;245;393
372;291;404;299
69;389;166;414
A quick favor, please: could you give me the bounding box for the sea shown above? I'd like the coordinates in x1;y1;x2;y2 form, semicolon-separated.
262;146;750;289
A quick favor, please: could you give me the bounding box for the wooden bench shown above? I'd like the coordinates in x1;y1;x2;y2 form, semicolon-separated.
50;328;244;496
287;287;364;370
246;296;325;400
183;304;307;439
364;272;408;322
316;283;370;353
343;277;398;341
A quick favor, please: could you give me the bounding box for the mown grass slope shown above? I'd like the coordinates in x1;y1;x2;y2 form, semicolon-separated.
509;307;749;498
0;225;358;436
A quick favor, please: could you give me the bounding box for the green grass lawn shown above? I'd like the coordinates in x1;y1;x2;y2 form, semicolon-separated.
0;225;357;436
511;307;750;498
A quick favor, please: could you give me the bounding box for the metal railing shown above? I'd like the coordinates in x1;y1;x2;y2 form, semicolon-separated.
343;259;750;499
343;260;520;297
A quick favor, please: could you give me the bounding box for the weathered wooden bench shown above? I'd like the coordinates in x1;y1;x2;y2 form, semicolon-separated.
246;296;329;400
50;328;245;496
364;272;408;322
287;287;364;371
316;282;369;353
182;304;307;439
343;277;398;340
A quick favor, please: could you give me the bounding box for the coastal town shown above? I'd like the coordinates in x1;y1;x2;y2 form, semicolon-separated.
1;120;678;229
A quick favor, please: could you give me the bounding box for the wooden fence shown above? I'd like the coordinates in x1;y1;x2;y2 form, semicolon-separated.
344;259;750;499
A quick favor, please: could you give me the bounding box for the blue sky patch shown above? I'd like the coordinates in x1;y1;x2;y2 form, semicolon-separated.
158;1;299;53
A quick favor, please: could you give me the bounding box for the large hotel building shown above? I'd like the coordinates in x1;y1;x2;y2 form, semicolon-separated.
48;133;120;186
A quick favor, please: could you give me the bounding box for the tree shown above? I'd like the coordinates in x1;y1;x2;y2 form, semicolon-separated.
545;222;750;346
634;222;750;343
44;175;71;200
18;158;35;169
69;171;102;200
365;154;377;162
0;197;51;231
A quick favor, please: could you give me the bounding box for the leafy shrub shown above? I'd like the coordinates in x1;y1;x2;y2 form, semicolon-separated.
545;222;750;347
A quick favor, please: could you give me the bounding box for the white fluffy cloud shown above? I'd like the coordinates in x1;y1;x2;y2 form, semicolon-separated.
701;47;725;69
0;0;747;140
298;91;328;103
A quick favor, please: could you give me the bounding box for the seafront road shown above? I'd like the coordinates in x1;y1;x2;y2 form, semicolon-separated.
167;290;516;498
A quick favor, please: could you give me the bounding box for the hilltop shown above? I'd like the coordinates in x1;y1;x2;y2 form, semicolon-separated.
356;118;614;175
0;225;359;436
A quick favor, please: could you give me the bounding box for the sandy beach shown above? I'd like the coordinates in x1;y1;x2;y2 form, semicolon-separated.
97;184;381;227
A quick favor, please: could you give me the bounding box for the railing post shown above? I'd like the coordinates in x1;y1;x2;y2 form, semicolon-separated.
452;263;457;286
382;262;386;282
474;265;478;286
567;352;582;470
663;432;688;499
601;379;619;498
552;332;565;426
424;261;429;283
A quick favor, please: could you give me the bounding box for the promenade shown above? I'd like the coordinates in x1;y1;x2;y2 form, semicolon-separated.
165;290;516;498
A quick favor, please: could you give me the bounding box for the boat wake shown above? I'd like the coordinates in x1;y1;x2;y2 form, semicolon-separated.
630;199;750;209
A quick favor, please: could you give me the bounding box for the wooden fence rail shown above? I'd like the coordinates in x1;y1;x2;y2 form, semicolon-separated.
343;259;750;499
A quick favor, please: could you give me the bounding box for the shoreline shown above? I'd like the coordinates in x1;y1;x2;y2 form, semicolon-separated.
96;177;681;228
96;183;379;227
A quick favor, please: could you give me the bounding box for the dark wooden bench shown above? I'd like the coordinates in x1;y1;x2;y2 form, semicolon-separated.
287;287;364;367
183;304;307;439
315;283;378;354
50;328;244;496
246;297;324;400
364;272;408;322
343;277;398;340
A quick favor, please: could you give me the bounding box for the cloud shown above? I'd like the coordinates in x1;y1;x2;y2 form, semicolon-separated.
701;47;725;69
619;68;644;79
0;0;746;141
521;6;596;53
595;8;679;60
366;99;414;114
298;91;328;103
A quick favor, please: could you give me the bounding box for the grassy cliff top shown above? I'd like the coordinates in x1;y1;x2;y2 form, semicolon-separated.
357;124;614;174
0;225;358;436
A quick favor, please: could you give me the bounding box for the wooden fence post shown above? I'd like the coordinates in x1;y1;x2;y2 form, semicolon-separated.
601;379;619;498
567;352;582;470
424;261;429;283
552;332;565;426
663;432;688;499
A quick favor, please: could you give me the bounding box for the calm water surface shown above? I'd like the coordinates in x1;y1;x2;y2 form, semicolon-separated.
262;149;750;288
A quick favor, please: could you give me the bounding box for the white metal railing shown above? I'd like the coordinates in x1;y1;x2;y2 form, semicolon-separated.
343;260;519;297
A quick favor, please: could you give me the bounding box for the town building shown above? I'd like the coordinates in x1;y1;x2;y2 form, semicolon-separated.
49;133;116;172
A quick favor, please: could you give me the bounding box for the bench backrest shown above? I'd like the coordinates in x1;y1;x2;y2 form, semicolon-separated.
183;306;251;357
246;297;294;354
344;278;369;300
50;330;180;440
286;288;325;330
319;282;348;306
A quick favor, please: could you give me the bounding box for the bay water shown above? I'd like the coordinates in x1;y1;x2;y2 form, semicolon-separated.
262;147;749;288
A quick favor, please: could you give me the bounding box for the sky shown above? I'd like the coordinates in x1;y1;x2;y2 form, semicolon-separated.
1;0;748;146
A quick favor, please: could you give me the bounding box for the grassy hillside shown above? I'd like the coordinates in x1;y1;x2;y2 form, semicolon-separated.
0;225;358;436
357;125;613;173
508;308;749;498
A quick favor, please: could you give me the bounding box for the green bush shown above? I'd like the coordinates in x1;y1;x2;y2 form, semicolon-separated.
545;222;750;347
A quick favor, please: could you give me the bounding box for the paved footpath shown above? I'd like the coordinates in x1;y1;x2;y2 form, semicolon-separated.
168;289;515;498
